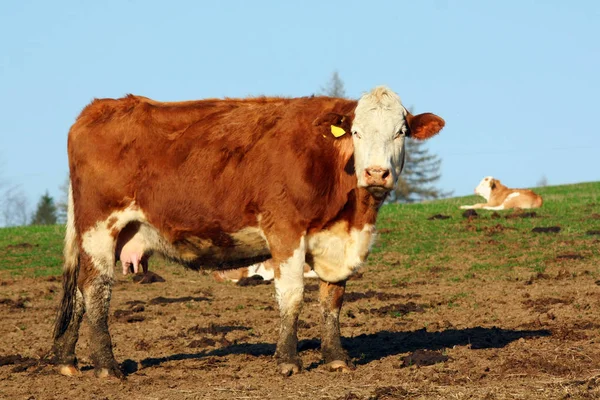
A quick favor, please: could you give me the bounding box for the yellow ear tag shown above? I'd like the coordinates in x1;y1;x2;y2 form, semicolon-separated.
330;125;346;138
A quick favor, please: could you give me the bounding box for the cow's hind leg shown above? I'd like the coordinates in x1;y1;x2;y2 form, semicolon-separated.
53;286;85;376
319;279;353;372
80;252;123;379
273;236;306;376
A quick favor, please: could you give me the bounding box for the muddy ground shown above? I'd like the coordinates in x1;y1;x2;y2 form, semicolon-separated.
2;251;600;400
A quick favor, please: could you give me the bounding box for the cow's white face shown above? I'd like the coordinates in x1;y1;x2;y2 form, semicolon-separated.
351;87;409;198
314;86;444;199
475;176;495;201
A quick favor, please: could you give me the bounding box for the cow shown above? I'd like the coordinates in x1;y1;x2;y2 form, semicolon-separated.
460;176;543;210
212;260;318;283
52;86;444;379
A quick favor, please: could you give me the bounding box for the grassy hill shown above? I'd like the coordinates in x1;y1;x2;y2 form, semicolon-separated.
1;181;599;280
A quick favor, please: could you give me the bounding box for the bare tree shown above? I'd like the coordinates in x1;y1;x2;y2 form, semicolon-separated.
56;174;69;224
1;185;29;226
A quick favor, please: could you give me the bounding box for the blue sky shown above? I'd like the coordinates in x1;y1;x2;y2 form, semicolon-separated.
1;0;598;215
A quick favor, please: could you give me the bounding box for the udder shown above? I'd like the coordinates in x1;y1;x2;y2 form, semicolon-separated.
119;237;148;275
116;223;149;275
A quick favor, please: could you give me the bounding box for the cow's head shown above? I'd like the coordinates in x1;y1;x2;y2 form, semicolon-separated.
350;86;444;198
474;176;497;201
314;86;444;199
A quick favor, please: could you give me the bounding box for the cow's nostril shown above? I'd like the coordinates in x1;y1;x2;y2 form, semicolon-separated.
365;169;372;177
382;169;390;180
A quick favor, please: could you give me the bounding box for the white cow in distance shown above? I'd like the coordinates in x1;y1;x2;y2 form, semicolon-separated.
460;176;543;210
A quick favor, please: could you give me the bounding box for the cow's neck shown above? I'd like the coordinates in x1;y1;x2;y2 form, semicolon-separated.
335;187;382;229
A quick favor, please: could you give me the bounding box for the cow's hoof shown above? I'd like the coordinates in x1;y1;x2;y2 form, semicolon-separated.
325;360;353;373
277;362;301;377
94;365;124;380
58;364;81;377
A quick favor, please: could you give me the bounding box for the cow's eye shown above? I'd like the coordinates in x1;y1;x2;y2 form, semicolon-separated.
352;131;361;139
394;130;403;140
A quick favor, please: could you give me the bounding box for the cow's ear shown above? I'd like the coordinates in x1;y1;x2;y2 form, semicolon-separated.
406;112;445;140
490;179;497;190
313;113;352;138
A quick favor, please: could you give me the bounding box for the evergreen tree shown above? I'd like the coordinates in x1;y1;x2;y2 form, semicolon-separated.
391;138;452;203
319;71;346;98
31;191;58;225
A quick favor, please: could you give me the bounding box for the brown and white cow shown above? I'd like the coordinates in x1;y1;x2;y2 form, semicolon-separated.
53;87;444;378
460;176;543;210
212;260;318;283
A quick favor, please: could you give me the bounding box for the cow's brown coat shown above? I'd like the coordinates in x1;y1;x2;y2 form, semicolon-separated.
54;90;444;378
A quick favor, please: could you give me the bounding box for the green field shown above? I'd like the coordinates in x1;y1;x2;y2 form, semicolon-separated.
1;181;599;280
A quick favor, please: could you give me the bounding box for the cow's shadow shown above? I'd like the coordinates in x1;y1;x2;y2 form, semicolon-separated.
136;326;550;373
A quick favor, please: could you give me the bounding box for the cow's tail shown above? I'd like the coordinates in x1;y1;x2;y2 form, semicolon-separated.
53;181;80;340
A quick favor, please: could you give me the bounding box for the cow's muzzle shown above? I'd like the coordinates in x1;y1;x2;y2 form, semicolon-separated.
365;185;391;200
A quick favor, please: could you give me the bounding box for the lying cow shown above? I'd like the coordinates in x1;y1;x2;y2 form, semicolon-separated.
53;86;444;379
460;176;543;210
212;260;318;283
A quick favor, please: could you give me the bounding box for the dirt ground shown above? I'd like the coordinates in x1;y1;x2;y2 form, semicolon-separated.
2;252;600;400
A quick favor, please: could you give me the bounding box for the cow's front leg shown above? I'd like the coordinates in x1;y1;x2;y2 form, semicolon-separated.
319;279;353;372
273;236;306;376
459;203;485;209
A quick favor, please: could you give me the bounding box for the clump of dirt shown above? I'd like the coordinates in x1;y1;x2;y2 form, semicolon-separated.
237;275;270;286
344;290;412;303
586;230;600;236
522;297;573;313
125;300;146;306
148;295;210;305
483;224;507;235
4;242;38;250
525;272;551;285
462;209;478;218
532;226;561;233
400;349;449;367
0;297;29;309
188;338;217;348
298;320;316;329
491;212;502;219
590;213;600;219
134;339;151;351
0;354;40;372
556;253;584;260
428;214;450;220
113;309;145;323
359;302;425;317
132;271;165;284
187;323;250;335
506;211;537;219
372;386;412;399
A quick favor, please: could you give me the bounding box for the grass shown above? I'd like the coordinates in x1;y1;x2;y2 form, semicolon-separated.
0;225;65;278
0;181;599;280
372;181;600;281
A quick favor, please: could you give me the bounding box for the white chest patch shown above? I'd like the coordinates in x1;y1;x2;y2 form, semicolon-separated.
307;222;376;283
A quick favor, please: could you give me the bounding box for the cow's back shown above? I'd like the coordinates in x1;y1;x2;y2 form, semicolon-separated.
68;94;357;267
